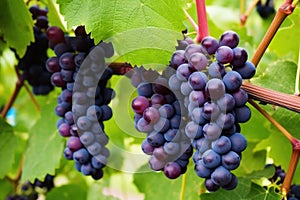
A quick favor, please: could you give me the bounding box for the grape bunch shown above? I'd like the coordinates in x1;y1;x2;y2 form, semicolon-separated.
130;30;255;191
130;67;193;179
15;5;53;95
266;164;300;200
45;25;114;179
6;174;54;200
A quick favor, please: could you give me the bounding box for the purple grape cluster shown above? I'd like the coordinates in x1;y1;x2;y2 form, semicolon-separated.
168;30;255;191
15;5;53;95
45;25;114;179
6;174;54;200
130;30;255;191
130;67;193;179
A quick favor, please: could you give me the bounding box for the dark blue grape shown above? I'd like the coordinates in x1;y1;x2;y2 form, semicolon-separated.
205;78;226;100
164;142;180;155
80;131;95;146
205;178;220;191
170;50;186;69
222;173;238;190
215;46;234;64
212;135;232;155
233;61;256;79
137;83;153;97
202;149;221;168
141;139;155;155
222;71;243;92
188;52;208;71
73;148;90;164
147;131;165;147
229;133;247;153
188;71;208;91
234;105;251;123
185;121;203;139
195;159;212;178
203;123;222;141
219;31;239;48
153;117;170;133
222;151;241;170
211;166;232;186
208;62;226;79
231;47;248;67
159;104;175;119
217;93;236;113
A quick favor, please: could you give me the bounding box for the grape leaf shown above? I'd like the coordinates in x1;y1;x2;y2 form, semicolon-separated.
251;60;297;94
87;180;119;200
46;0;67;31
21;100;64;182
0;118;18;179
133;164;201;200
56;0;186;66
245;183;282;200
46;184;87;200
269;8;300;62
0;179;13;200
0;0;34;57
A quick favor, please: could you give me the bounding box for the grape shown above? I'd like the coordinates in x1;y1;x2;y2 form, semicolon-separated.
153;146;168;161
212;135;232;154
132;96;150;114
205;78;226;100
143;107;160;124
184;43;207;60
231;47;248;67
46;26;65;44
67;136;83;151
232;89;248;107
188;52;208;71
202;101;221;121
222;71;243;92
234;105;251;123
188;71;208;91
164;129;180;142
176;64;192;81
164;142;180;155
193;137;211;153
141;139;155;155
170;50;186;69
203;123;222;141
136;118;154;133
64;147;73;160
77;116;92;130
164;162;182;179
46;57;60;73
211;166;232;186
58;123;71;137
185;121;203;139
91;156;105;169
202;149;221;168
87;142;102;155
137;82;153;97
222;173;238;190
201;36;219;55
217;93;236;113
80;131;95;146
219;31;239;48
100;105;113;120
168;74;182;91
158;104;175;119
189;90;206;107
195;159;212;178
205;178;221;192
147;131;166;147
222;151;241;170
229;133;247;153
73;148;90;164
208;62;226;79
180;81;192;96
256;0;275;19
233;61;256;79
149;156;166;171
215;46;234;64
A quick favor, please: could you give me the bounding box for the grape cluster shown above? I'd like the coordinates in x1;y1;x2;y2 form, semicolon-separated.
45;25;114;179
16;5;53;95
266;164;300;200
256;0;275;19
6;174;54;200
130;30;255;191
130;67;193;179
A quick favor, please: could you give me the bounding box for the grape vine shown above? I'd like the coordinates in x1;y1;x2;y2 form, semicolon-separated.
0;0;299;199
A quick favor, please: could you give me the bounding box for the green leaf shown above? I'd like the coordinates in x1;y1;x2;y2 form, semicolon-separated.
245;183;282;200
87;180;119;200
0;179;13;200
269;8;300;62
56;0;186;66
21;99;64;182
252;60;297;94
0;0;34;57
46;184;87;200
47;0;67;31
0;118;18;179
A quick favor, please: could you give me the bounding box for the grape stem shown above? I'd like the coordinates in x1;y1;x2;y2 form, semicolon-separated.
248;99;300;195
240;0;260;26
240;0;246;15
183;8;199;33
5;156;24;192
180;172;187;200
195;0;209;43
242;82;300;113
251;0;297;66
1;66;40;119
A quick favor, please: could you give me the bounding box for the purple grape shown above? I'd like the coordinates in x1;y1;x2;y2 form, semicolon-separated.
231;47;248;67
222;71;243;92
201;36;219;55
233;61;256;79
219;31;239;48
164;162;182;179
215;46;234;64
188;52;208;71
188;71;208;91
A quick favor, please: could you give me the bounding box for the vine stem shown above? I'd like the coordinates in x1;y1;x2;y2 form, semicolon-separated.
240;0;245;15
183;8;199;33
242;82;300;113
180;172;187;200
195;0;209;43
240;0;260;25
251;0;297;66
248;99;300;194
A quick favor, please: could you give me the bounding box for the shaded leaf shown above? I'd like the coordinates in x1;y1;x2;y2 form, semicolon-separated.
46;184;87;200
